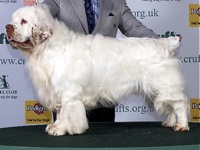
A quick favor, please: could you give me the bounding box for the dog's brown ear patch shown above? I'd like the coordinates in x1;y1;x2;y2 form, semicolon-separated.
31;24;53;46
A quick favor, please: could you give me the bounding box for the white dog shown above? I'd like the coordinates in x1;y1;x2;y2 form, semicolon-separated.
6;5;189;136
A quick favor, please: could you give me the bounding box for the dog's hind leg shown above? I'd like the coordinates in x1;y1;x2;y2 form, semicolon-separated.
152;61;189;131
154;90;189;131
161;104;177;128
170;99;189;131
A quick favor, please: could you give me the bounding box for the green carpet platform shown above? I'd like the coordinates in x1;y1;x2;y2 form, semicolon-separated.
0;122;199;150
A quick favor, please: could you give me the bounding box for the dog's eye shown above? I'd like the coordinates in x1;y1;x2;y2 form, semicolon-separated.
21;19;27;25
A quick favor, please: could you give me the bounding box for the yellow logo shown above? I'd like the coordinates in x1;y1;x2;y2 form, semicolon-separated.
25;101;53;124
190;98;200;122
189;4;200;27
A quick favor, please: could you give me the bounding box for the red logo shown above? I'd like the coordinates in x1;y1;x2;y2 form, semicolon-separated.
27;103;47;115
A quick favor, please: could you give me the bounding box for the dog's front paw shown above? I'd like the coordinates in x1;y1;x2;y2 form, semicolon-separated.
46;124;67;136
162;120;175;128
173;123;190;132
45;124;53;132
162;117;176;128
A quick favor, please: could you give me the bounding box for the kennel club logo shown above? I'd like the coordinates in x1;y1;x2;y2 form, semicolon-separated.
0;75;9;89
0;75;18;100
25;101;53;124
0;33;9;45
190;98;200;122
189;4;200;27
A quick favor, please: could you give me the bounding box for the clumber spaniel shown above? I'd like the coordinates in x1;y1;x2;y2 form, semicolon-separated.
6;5;189;136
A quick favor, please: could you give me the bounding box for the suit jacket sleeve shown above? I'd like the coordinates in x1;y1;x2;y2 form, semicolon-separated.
119;0;158;38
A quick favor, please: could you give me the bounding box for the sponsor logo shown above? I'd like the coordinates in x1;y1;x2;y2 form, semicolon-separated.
189;4;200;27
25;101;53;124
0;75;18;100
0;75;9;89
0;33;9;45
190;98;200;122
27;103;47;115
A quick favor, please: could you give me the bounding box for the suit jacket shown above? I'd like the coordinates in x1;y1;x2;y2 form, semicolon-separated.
42;0;158;38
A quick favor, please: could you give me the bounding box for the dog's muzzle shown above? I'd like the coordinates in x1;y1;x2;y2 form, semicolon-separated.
5;24;14;40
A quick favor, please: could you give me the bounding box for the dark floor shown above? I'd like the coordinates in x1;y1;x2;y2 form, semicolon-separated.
0;122;199;148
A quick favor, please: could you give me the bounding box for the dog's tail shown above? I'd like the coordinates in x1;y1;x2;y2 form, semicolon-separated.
159;36;180;57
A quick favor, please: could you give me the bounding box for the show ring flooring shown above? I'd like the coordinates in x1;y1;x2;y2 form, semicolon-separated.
0;122;199;150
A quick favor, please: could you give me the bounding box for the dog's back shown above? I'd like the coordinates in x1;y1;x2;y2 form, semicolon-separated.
68;35;181;107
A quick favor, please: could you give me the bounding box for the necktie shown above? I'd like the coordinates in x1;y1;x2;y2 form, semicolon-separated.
84;0;95;34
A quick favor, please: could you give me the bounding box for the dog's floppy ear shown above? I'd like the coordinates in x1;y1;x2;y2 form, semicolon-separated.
31;5;53;45
31;23;53;45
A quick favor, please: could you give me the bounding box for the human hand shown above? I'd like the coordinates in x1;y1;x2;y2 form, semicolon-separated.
24;0;37;6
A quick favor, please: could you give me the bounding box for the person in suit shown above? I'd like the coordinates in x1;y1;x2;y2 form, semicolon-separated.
24;0;159;122
42;0;158;38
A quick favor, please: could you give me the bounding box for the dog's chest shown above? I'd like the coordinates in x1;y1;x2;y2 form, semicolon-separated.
27;56;57;101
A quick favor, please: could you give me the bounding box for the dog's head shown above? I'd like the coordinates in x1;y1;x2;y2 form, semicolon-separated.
5;5;53;53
